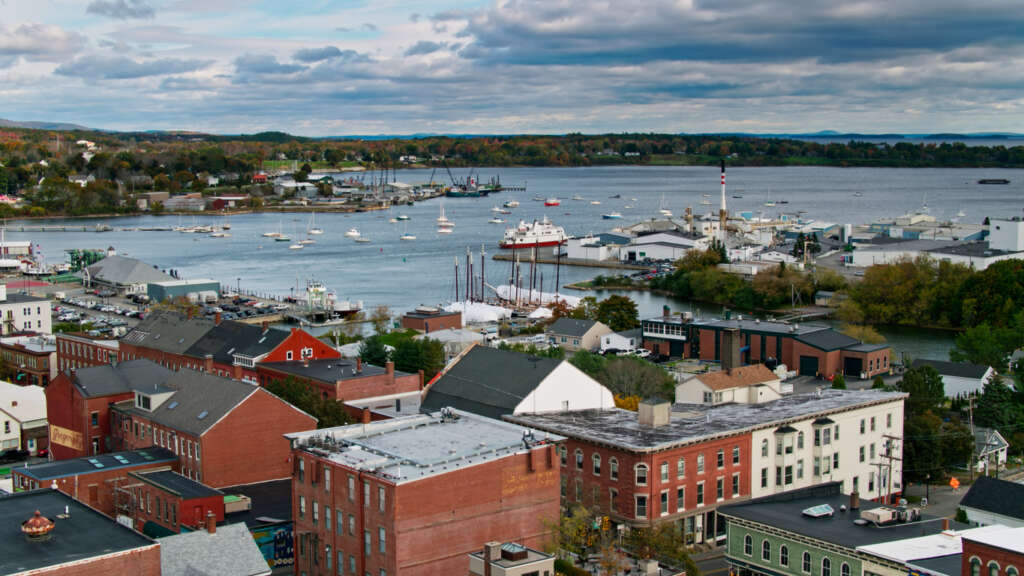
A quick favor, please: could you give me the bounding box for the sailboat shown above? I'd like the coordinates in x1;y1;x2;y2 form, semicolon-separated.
263;220;284;238
658;193;672;217
307;212;324;235
437;203;455;228
399;221;416;241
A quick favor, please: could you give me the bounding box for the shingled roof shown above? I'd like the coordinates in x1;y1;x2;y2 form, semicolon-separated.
695;364;779;391
71;359;174;398
420;346;562;419
184;321;288;365
122;310;216;355
549;317;604;338
911;359;992;379
960;475;1024;522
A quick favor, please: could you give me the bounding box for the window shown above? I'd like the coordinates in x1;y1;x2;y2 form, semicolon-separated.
761;468;768;488
336;509;343;533
635;464;648;486
814;457;820;476
823;428;831;445
378;527;386;553
635;495;648;519
716;477;724;501
762;540;771;562
676;487;684;512
802;552;812;574
860;419;866;434
610;458;619;481
90;411;99;427
703;391;713;403
887;413;893;428
298;459;305;482
744;535;752;556
970;558;981;576
870;443;876;460
834;425;840;441
559;446;567;466
349;556;356;574
325;469;331;492
797;459;804;479
299;496;306;518
697;454;705;474
761;439;769;457
575;449;583;470
860;446;865;462
869;472;875;492
1007;567;1019;576
677;458;685;479
715;450;724;468
364;530;371;556
661;461;669;482
575;479;582;501
325;545;332;571
349;514;355;536
660;491;669;515
732;473;740;496
363;481;370;506
348;476;355;501
870;416;876;431
593;453;602;475
833;453;839;470
286;350;293;361
696;482;704;505
989;563;1000;576
378;486;386;512
822;557;831;576
841;563;850;576
610;488;619;513
733;446;740;464
784;465;793;485
780;545;789;567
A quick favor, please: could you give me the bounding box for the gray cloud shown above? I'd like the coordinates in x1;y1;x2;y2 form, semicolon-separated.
0;23;86;63
362;23;378;31
86;0;155;19
294;46;343;63
409;13;422;23
405;41;445;57
233;53;306;75
55;54;211;79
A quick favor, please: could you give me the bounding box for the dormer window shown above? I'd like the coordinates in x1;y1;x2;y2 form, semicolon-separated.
135;392;151;411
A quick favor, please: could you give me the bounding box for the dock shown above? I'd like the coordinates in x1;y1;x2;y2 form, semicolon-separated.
491;253;649;270
775;306;834;322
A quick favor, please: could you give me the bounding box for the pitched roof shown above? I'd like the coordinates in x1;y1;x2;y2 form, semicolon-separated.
121;310;217;355
959;475;1024;520
421;346;562;419
159;522;271;576
549;317;604;338
131;469;223;500
973;427;1009;457
184;321;288;365
0;381;46;422
114;370;259;436
614;328;642;340
71;359;174;398
84;254;172;286
911;359;992;379
795;329;862;351
695;364;779;391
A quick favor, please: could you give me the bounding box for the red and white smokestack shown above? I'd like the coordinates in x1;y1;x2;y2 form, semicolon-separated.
720;159;727;212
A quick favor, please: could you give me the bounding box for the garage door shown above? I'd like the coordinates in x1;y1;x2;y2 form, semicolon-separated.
799;356;819;376
844;356;863;376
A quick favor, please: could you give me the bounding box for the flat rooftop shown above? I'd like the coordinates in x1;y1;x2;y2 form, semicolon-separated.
261;358;403;383
909;554;963;576
404;309;460;319
221;479;292;528
0;489;157;574
149;278;219;286
858;525;1006;563
690;318;831;336
286;408;563;484
505;389;906;453
927;242;1020;258
469;543;553;569
963;526;1024;555
14;448;177;481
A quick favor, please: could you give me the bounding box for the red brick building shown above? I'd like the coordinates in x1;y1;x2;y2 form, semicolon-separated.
400;307;462;333
118;310;216;369
56;331;120;371
962;527;1024;576
0;489;161;576
257;357;422;402
1;334;57;387
110;368;317;488
287;409;561;576
45;359;174;459
127;469;226;536
11;448;178;517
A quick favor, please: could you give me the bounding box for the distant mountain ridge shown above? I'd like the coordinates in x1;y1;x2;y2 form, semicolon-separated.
0;118;90;131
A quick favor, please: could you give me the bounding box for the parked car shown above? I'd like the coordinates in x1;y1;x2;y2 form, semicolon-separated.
0;448;30;464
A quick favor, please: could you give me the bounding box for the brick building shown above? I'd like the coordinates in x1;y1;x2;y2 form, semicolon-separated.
258;357;421;402
45;359;174;459
286;409;562;576
0;488;161;576
1;334;56;386
182;319;289;382
128;469;226;536
110;369;317;488
118;310;216;369
506;389;906;546
11;448;178;516
400;306;462;333
963;527;1024;576
56;331;119;371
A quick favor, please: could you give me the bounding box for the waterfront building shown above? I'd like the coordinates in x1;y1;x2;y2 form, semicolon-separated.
399;306;462;333
959;476;1024;528
910;358;996;397
287;408;562;576
146;278;220;303
82;254;173;295
548;317;613;352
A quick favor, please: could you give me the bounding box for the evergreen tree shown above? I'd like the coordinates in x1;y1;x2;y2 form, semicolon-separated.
358;334;390;366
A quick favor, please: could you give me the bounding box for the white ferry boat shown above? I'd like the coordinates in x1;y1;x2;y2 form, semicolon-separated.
499;216;567;249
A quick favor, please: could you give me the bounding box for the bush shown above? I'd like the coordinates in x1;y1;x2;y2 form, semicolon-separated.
554;558;590;576
832;374;846;389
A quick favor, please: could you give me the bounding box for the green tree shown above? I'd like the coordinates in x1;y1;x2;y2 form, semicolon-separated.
358;334;390;366
570;296;599;320
872;375;886;389
569;349;608;379
898;365;946;416
265;376;350;428
974;377;1022;433
392;338;445;380
369;305;391;334
624;524;700;575
543;504;592;561
595;294;639;331
840;324;886;344
832;374;846;389
601;357;675;399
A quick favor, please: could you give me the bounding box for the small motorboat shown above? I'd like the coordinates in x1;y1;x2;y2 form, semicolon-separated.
544;198;561;206
344;228;361;238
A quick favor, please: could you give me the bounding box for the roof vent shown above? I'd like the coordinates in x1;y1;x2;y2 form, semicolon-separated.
22;510;55;542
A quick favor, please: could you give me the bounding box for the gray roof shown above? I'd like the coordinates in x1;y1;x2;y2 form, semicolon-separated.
0;489;157;574
131;469;224;500
973;427;1009;457
843;342;891;353
911;359;991;379
184;321;288;364
2;292;49;304
84;255;173;286
114;370;259;436
614;328;642;340
14;448;177;481
959;475;1024;520
122;310;217;355
927;242;1018;258
261;358;399;385
720;482;956;550
220;479;292;528
71;359;174;398
795;329;862;351
159;522;271;576
421;346;562;419
909;554;963;576
505;389;907;453
691;318;831;337
549;317;603;338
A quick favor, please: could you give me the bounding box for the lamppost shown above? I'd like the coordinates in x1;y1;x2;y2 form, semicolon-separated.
926;473;931;502
236;277;241;296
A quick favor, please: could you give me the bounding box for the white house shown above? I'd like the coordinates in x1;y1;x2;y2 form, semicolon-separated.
0;285;52;335
414;328;487;363
600;328;641;354
0;381;47;453
960;476;1024;528
420;345;615;418
675;364;782;405
910;359;996;397
973;427;1009;474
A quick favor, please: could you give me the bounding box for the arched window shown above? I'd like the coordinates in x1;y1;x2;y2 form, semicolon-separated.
575;449;583;470
609;458;619;481
970;558;982;576
990;562;1001;576
762;439;769;457
797;431;805;450
802;552;811;574
780;545;789;567
842;563;851;576
762;540;771;562
822;557;831;576
743;535;752;556
592;453;602;476
1006;566;1018;576
635;464;648;486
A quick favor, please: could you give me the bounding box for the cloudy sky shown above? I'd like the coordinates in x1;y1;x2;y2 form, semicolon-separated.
2;0;1022;135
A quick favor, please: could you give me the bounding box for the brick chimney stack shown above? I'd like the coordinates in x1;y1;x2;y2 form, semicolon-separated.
214;312;222;326
721;327;741;373
361;408;371;424
356;357;362;372
386;361;395;378
483;542;501;576
206;511;216;534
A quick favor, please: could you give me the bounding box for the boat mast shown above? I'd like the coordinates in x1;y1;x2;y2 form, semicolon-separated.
465;247;471;302
480;244;485;304
454;257;459;303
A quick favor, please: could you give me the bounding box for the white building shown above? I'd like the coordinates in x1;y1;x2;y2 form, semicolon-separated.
0;381;47;453
0;285;52;335
973;427;1009;474
910;359;996;397
675;364;782;405
600;328;641;354
960;476;1024;528
414;328;487;363
748;390;905;502
565;233;631;262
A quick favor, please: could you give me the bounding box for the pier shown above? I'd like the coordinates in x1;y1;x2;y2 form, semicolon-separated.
491;253;649;270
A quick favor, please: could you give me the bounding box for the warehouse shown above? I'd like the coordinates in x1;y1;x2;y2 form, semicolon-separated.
147;279;220;303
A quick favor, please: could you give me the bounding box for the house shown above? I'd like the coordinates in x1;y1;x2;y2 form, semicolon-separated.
973;427;1009;473
601;328;642;354
959;476;1024;528
45;359;175;459
110;369;318;488
548;317;613;352
1;334;57;386
160;521;271;576
0;381;47;455
400;306;462;333
468;542;555;576
183;320;289;383
12;448;179;516
413;328;486;362
0;489;161;576
910;359;996;397
287;409;562;575
506;389;906;545
128;469;225;536
0;285;52;335
82;255;173;295
676;364;782;405
420;346;615;419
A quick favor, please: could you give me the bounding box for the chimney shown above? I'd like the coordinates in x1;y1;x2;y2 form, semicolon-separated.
214;312;221;326
662;305;670;318
721;327;741;372
356;357;362;372
638;399;671;427
11;400;17;407
302;356;309;368
942;517;950;531
204;354;214;373
361;407;371;424
205;510;216;534
483;542;502;576
850;491;860;510
386;361;394;378
187;308;194;320
418;369;425;390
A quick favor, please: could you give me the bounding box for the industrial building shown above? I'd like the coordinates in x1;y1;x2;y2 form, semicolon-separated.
147;278;220;303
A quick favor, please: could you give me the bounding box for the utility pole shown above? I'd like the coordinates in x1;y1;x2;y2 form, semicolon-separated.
968;396;976;482
882;434;902;505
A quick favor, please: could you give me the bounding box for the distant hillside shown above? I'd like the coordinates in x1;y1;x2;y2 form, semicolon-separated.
0;118;90;131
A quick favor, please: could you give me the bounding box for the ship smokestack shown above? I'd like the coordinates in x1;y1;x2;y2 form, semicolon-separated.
719;159;728;242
